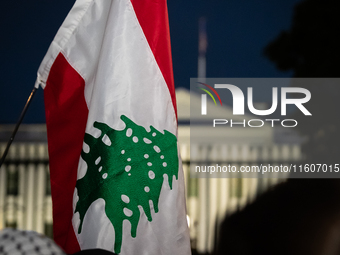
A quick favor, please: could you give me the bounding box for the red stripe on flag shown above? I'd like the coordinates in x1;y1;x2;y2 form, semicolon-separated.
44;53;88;254
130;0;177;118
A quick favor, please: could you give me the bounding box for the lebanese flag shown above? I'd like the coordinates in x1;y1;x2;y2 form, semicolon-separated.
35;1;191;254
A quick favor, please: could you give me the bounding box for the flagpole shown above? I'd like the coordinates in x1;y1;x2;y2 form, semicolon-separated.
0;86;38;168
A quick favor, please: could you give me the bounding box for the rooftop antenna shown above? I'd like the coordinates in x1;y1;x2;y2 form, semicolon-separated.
198;17;208;82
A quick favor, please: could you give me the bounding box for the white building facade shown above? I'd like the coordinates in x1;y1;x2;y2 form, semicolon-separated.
0;89;303;253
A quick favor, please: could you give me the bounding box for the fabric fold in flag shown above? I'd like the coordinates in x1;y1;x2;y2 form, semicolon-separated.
36;1;191;254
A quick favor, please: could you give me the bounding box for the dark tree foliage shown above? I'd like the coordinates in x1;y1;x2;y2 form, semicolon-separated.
264;0;340;164
215;4;340;254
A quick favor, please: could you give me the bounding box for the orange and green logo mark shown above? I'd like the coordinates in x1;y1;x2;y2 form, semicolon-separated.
198;82;223;106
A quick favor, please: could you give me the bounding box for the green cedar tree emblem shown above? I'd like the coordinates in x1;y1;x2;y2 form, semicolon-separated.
74;115;179;254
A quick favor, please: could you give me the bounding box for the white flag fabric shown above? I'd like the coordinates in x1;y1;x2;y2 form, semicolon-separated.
36;1;191;254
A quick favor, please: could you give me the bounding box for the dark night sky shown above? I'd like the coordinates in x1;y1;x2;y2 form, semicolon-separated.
0;0;301;124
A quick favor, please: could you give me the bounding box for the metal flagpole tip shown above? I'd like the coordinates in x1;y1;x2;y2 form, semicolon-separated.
0;85;38;169
0;228;66;255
